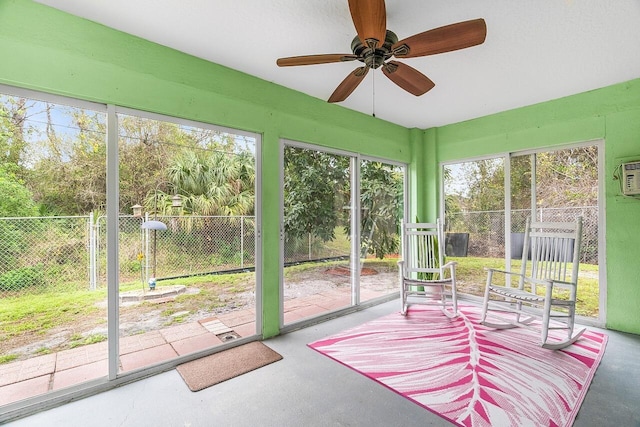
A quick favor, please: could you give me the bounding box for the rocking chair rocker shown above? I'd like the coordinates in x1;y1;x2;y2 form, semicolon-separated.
398;220;458;318
480;216;585;350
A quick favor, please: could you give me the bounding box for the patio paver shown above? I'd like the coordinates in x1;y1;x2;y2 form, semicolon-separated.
170;333;223;356
119;343;178;372
0;353;56;386
119;330;166;355
159;322;208;343
52;359;108;390
56;341;108;371
0;375;51;406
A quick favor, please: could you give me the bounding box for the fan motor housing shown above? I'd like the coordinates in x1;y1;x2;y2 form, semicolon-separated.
351;30;398;69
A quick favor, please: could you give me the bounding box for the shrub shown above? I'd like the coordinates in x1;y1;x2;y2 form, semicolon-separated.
0;265;46;292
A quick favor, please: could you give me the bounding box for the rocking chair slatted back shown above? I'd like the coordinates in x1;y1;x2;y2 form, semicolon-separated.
524;219;583;294
404;222;444;278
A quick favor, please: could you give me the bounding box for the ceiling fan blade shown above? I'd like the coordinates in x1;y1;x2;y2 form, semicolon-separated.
392;18;487;58
348;0;386;49
382;61;435;96
277;54;358;67
328;66;369;103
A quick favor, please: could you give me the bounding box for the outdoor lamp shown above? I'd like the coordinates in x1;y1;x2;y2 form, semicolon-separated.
171;194;182;209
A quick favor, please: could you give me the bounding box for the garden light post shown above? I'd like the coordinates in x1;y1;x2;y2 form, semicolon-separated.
139;185;182;290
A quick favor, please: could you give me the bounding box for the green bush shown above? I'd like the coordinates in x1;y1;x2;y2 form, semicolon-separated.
0;265;46;291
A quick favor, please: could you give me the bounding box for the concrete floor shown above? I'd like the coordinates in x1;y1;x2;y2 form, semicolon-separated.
5;299;640;427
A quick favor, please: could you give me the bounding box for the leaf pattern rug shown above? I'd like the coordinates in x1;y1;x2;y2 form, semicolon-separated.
308;304;607;426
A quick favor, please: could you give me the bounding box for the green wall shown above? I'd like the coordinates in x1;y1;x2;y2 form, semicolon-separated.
2;0;639;336
428;79;640;334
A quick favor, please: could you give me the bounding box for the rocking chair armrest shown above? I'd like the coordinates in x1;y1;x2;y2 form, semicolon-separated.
484;267;525;278
547;279;578;290
442;261;458;270
397;260;406;275
441;261;457;280
518;276;576;290
485;268;528;291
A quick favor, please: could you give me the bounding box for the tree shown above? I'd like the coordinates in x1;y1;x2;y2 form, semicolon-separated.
167;149;254;216
283;147;403;259
357;161;403;259
535;146;598;207
464;158;505;212
0;96;29;170
0;165;38;217
283;147;349;242
0;166;38;273
28;108;107;215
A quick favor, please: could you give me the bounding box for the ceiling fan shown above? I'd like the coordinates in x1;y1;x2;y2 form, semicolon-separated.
276;0;487;103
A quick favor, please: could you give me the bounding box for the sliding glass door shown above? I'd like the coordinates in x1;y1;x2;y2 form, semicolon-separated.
0;88;108;405
442;142;603;322
281;145;353;324
116;109;259;373
0;85;262;416
359;159;405;303
281;142;405;326
443;157;506;296
511;146;601;319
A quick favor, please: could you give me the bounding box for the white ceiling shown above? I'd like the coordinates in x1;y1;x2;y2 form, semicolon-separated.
36;0;640;129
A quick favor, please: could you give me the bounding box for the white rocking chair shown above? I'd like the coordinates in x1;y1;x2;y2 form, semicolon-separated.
398;220;458;318
480;216;585;350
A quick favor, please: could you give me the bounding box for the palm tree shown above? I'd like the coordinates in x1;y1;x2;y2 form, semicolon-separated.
166;149;254;216
161;149;255;254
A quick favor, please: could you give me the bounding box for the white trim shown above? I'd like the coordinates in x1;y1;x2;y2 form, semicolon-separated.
440;152;508;168
254;133;263;337
596;138;607;325
0;83;105;112
351;155;361;306
281;138;357;159
504;154;512;273
106;104;119;379
114;106;259;140
278;138;286;329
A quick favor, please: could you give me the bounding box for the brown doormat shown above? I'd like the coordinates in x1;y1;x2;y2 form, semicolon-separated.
176;341;282;392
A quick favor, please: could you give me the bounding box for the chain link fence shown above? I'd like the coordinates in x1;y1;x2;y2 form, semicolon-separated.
0;207;596;297
96;215;257;287
0;216;92;296
445;206;598;264
283;233;350;265
0;213;350;298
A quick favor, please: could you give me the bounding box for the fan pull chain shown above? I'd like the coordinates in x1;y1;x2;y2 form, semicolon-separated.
372;70;376;118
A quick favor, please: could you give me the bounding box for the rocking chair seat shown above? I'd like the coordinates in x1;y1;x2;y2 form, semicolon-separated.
487;285;545;303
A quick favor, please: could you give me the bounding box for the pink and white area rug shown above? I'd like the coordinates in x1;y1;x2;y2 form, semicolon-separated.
308;305;607;427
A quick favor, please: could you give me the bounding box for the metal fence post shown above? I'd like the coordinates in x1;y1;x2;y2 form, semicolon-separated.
240;216;244;269
144;212;150;284
89;212;96;290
